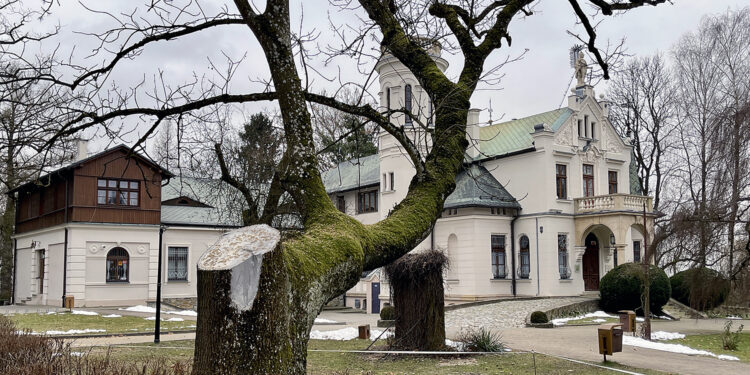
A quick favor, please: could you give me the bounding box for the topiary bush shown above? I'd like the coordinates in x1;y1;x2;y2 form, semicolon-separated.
599;262;670;314
380;305;396;321
670;268;730;311
530;311;549;324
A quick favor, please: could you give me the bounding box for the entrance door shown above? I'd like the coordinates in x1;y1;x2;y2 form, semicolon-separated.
582;233;600;291
36;250;45;294
371;282;381;314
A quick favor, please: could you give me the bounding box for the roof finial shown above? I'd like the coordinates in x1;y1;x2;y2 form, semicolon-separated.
574;51;588;87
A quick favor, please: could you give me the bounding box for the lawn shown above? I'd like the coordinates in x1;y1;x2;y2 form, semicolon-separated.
83;339;669;374
669;333;750;363
10;311;195;336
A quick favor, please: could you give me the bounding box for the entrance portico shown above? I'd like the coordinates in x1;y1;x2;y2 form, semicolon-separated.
572;194;656;290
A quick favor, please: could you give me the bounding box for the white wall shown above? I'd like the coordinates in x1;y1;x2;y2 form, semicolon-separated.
161;226;227;299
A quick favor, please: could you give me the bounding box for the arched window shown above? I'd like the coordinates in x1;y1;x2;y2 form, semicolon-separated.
404;84;412;126
106;247;129;282
519;235;530;279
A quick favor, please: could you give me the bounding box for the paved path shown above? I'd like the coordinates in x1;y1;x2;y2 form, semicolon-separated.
499;319;750;375
445;296;592;331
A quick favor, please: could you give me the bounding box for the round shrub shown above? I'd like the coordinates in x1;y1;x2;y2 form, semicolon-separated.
530;311;549;324
599;263;671;314
379;305;395;321
670;268;729;311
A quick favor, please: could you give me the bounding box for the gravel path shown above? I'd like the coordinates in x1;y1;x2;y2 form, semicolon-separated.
446;296;593;331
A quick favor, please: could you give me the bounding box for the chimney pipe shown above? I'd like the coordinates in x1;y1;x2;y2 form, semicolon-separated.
75;139;88;161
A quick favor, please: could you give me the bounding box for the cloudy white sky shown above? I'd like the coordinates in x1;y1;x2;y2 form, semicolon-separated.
17;0;750;152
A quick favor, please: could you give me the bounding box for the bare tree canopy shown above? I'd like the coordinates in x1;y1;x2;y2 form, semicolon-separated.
1;0;669;372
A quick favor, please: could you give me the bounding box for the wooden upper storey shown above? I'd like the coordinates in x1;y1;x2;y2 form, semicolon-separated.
12;146;172;234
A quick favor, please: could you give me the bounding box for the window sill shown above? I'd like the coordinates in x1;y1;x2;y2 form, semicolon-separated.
559;278;573;282
106;281;130;284
97;204;141;209
381;190;396;195
490;278;509;282
446;279;459;285
516;278;532;282
556;199;572;204
167;279;189;283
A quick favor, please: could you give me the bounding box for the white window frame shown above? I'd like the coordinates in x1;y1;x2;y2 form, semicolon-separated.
165;244;191;283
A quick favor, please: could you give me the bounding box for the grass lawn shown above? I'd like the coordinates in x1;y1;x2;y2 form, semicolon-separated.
563;316;620;325
669;333;750;363
10;312;195;336
83;339;668;374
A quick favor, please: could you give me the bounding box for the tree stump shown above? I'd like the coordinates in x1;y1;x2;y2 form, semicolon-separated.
384;250;448;350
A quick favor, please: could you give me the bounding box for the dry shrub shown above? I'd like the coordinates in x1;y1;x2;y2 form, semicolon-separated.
0;315;191;375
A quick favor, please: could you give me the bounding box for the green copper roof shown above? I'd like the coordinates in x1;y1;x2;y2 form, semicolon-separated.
479;107;573;159
322;154;380;193
444;165;520;209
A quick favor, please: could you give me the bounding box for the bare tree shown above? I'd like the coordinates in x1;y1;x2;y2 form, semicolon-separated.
1;0;668;372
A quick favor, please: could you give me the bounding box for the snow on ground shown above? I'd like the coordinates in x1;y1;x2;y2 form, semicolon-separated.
102;314;121;318
120;305;156;313
42;328;106;335
651;331;685;340
550;311;616;326
726;316;743;320
118;305;197;316
314;318;339;324
71;310;99;316
166;317;184;322
309;327;393;341
623;335;739;361
144;317;157;321
46;311;57;315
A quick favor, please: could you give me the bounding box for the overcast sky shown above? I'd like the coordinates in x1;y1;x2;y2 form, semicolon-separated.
21;0;749;152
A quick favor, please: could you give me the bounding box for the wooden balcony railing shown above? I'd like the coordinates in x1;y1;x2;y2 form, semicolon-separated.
574;194;653;214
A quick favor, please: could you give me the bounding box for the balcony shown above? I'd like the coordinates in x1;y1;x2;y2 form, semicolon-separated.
574;194;653;215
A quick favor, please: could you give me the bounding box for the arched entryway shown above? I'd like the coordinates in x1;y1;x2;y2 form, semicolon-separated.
583;233;600;291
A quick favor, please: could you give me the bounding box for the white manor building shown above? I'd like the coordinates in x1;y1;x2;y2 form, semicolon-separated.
9;46;655;311
322;46;656;314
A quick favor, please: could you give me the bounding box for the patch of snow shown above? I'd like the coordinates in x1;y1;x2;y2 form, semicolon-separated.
71;310;98;316
591;319;607;323
102;314;121;318
43;328;106;335
658;315;673;320
726;316;743;320
623;335;738;360
651;331;685;340
445;339;463;350
551;311;616;326
144;316;157;321
636;317;644;322
70;352;85;357
166;317;184;322
119;305;156;313
46;312;57;315
309;327;392;341
314;318;339;324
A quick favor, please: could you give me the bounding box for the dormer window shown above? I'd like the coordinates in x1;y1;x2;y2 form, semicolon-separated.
97;179;139;207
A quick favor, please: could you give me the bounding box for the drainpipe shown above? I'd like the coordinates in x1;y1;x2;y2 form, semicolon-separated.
510;213;518;297
61;228;68;307
11;238;17;305
154;225;165;344
535;217;541;296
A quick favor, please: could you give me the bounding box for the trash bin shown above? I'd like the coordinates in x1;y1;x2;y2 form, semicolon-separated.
358;324;371;339
64;295;75;310
598;323;623;356
618;310;636;334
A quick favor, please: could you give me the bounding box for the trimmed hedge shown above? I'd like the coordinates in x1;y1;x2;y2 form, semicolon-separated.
599;262;670;314
530;311;549;324
670;268;729;311
379;305;396;321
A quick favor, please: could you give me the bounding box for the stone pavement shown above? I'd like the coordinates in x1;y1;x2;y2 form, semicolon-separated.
445;296;592;332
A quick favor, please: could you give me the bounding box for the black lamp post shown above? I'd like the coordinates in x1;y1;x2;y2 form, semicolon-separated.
154;225;166;343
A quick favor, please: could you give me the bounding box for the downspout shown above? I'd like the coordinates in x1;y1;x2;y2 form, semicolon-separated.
61;178;70;307
61;228;68;307
535;217;541;296
154;225;165;344
11;238;17;305
510;213;518;297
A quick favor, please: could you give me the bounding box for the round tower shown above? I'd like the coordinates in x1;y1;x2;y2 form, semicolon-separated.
374;43;448;219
